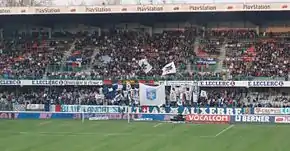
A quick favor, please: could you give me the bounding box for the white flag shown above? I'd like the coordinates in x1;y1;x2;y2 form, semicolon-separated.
200;90;208;98
139;83;166;106
138;59;152;73
170;87;177;102
162;62;176;76
192;92;198;103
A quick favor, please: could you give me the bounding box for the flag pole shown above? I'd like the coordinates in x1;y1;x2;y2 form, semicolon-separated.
127;82;132;124
127;102;130;124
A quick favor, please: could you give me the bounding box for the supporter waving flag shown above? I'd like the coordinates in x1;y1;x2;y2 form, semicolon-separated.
138;59;152;73
162;62;176;76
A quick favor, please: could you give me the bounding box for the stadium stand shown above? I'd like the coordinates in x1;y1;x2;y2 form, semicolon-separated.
0;11;289;110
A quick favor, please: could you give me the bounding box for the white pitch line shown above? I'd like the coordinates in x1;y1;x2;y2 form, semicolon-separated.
215;125;235;137
153;123;163;127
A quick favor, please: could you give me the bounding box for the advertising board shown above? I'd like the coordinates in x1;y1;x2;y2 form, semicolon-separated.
3;2;290;16
185;114;230;124
0;112;169;121
0;112;14;119
254;108;282;115
280;108;290;115
233;115;272;123
274;116;290;124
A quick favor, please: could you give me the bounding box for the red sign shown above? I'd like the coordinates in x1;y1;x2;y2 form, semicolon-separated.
186;114;230;123
0;112;13;119
275;116;290;123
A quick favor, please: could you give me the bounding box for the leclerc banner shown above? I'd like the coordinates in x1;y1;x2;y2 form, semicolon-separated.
248;81;285;87
0;80;289;87
0;80;103;86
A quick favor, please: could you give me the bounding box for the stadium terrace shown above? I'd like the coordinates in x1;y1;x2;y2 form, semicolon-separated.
0;4;288;109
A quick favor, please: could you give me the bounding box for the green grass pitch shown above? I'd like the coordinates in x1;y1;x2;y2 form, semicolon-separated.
0;119;289;151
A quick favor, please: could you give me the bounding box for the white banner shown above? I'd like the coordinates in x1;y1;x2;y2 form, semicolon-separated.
26;104;45;111
139;83;166;106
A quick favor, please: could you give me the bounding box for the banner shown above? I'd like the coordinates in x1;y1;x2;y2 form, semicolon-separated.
1;3;290;15
185;114;230;124
162;81;198;86
254;108;282;115
0;112;14;119
274;116;290;124
248;81;285;87
199;81;238;87
131;106;250;115
233;115;272;123
60;105;126;113
26;104;45;111
0;112;168;121
30;80;103;86
281;108;290;114
13;104;26;111
139;83;166;106
83;113;131;120
0;80;21;85
0;80;289;87
0;80;103;86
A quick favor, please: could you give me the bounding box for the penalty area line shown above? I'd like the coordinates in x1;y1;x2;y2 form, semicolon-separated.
214;125;235;137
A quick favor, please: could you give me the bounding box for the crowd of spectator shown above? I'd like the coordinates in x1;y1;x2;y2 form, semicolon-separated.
0;25;289;110
0;85;289;110
91;29;196;79
0;33;72;79
0;27;288;80
223;30;289;79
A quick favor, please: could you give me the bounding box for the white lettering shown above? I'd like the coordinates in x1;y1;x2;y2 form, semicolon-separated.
217;108;224;115
238;115;270;122
187;115;228;122
209;108;216;114
235;108;242;115
170;108;178;114
200;108;207;114
159;107;166;113
190;107;196;114
235;115;241;121
182;107;190;115
151;107;159;113
226;108;234;115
